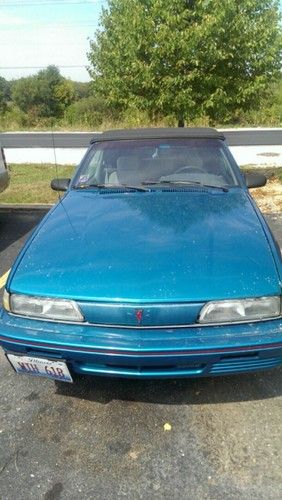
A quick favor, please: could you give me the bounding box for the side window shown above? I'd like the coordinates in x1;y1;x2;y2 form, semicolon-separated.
87;149;103;176
218;148;238;184
78;149;103;183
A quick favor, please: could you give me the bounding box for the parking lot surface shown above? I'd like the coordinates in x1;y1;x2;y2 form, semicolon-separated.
0;209;281;500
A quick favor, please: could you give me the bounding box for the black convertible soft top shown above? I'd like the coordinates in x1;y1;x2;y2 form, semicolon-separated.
90;127;225;143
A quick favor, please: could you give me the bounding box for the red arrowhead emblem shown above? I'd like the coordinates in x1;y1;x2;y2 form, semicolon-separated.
135;309;143;324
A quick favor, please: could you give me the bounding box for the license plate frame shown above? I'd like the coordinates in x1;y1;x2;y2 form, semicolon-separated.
6;352;73;383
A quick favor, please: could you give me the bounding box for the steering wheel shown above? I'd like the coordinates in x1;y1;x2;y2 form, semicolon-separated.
175;165;206;174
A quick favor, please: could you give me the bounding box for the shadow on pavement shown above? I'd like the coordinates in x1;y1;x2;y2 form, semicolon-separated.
55;368;282;405
0;209;47;254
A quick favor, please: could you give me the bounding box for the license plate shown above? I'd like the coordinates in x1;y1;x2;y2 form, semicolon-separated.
6;354;73;383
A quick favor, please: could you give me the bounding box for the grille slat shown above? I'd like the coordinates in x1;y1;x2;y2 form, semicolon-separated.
73;355;282;378
210;356;282;374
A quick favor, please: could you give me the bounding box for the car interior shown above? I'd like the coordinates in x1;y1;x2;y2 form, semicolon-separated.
82;142;238;188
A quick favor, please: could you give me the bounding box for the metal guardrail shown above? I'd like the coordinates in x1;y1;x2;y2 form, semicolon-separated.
0;129;281;148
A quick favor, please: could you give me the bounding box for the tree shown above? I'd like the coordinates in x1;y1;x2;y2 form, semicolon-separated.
0;77;11;114
55;80;76;111
88;0;282;124
37;65;62;89
73;81;91;100
12;76;51;116
0;88;7;115
11;65;75;118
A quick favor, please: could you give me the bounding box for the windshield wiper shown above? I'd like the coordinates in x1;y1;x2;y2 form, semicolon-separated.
74;183;149;192
141;180;229;192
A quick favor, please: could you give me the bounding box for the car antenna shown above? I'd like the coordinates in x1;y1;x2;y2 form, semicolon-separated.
51;122;61;202
50;122;76;234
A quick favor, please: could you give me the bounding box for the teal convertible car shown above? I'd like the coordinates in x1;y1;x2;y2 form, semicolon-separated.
1;128;281;383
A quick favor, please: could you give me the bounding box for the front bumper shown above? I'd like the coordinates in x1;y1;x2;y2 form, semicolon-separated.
0;309;282;378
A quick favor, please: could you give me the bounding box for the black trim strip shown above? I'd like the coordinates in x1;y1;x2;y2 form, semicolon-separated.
0;335;282;357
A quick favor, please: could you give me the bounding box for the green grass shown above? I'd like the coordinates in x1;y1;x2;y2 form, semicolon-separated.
0;164;74;204
241;166;282;182
0;164;281;205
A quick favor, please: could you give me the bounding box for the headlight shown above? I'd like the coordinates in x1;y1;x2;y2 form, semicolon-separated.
4;292;84;322
199;296;281;324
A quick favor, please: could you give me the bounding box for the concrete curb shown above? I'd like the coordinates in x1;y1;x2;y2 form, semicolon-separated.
0;203;53;211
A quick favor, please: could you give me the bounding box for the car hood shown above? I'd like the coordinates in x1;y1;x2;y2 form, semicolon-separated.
9;189;280;303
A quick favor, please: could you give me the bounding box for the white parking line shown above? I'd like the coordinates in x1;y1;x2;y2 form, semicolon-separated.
0;269;10;289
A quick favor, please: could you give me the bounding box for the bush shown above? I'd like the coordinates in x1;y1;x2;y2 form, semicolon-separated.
119;108;152;128
1;105;30;129
64;96;106;127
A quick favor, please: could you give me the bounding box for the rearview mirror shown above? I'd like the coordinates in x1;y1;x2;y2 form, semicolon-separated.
245;173;267;189
51;178;71;192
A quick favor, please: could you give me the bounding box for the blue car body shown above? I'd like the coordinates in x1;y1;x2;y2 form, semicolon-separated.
1;128;281;380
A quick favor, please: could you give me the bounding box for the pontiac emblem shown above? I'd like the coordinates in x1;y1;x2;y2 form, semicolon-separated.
135;309;143;324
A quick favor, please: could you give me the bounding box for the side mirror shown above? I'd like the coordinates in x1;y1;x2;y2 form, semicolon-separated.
245;173;267;189
51;178;71;192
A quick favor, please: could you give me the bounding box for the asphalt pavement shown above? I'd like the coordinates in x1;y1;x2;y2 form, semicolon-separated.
1;129;282;148
0;209;281;500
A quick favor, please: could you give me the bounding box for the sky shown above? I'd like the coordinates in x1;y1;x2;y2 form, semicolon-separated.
0;0;105;82
0;0;281;83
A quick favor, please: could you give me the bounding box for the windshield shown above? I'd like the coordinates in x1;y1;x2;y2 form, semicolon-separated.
74;138;240;189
